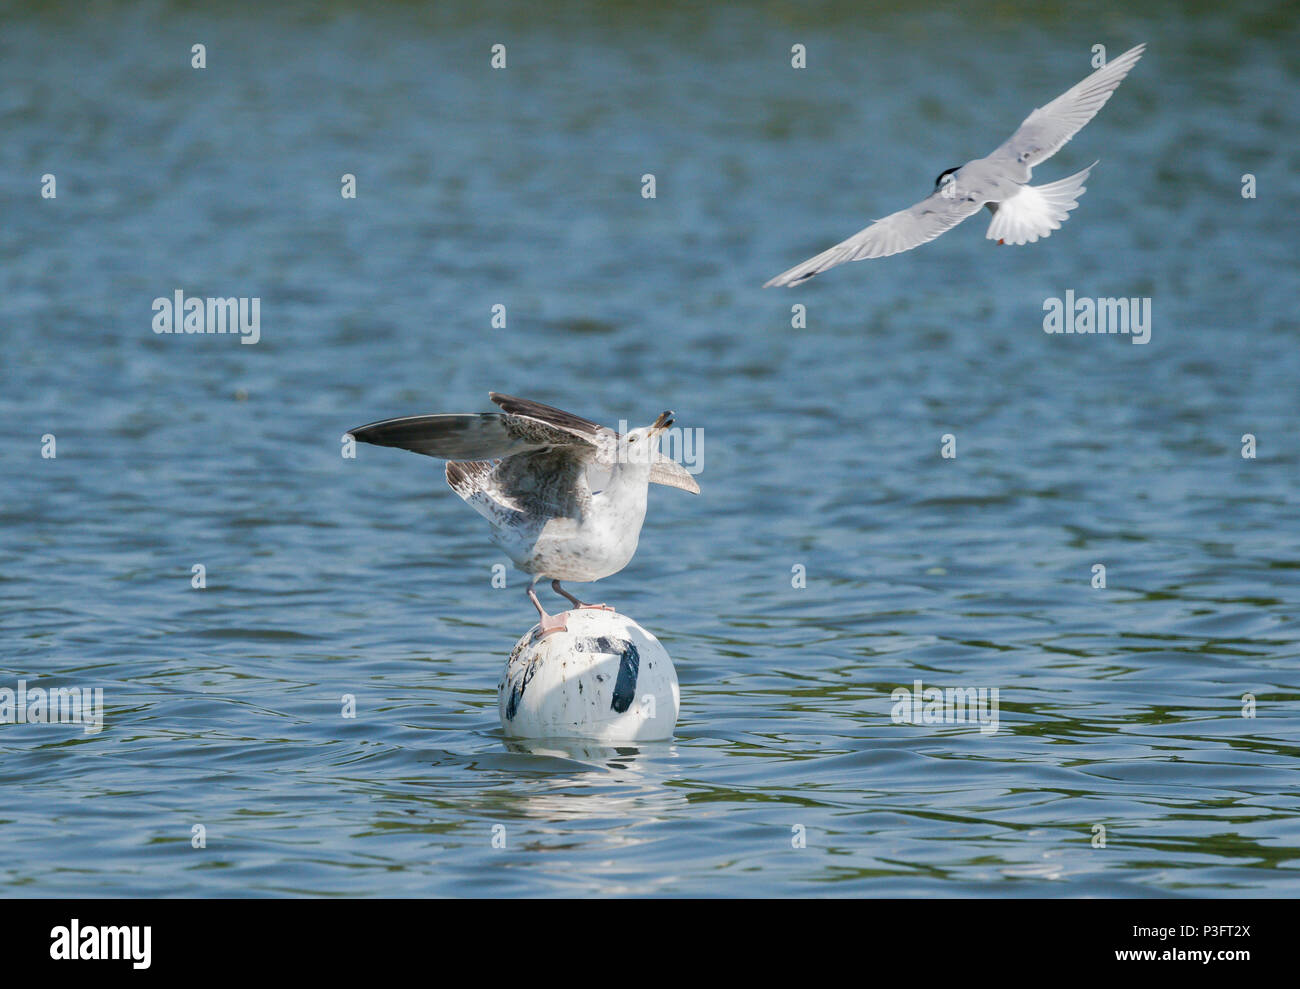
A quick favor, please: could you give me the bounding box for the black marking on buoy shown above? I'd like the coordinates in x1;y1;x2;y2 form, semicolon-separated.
567;635;641;713
607;639;640;713
505;657;539;721
505;683;520;720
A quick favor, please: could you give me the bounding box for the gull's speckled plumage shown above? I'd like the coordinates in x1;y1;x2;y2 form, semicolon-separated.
349;393;699;610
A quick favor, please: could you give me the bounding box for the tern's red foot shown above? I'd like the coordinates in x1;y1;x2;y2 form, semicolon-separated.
998;239;1005;245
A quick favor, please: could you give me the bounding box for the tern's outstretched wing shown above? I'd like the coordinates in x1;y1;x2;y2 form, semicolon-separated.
991;43;1145;173
763;188;988;287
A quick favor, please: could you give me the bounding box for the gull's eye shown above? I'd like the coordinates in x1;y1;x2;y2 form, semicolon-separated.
628;435;638;443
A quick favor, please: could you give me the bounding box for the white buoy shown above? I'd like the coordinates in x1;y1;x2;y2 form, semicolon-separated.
498;609;679;742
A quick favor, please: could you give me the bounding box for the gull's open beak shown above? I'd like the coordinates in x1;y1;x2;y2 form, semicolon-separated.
650;410;675;436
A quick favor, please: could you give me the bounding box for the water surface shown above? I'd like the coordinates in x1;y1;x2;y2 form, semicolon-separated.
1;0;1298;896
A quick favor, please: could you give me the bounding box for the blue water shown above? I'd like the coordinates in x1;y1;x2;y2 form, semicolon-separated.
2;0;1299;896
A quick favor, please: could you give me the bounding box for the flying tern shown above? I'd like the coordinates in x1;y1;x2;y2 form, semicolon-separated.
764;43;1146;287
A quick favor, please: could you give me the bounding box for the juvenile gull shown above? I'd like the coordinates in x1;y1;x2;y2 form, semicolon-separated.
765;43;1146;287
348;393;699;635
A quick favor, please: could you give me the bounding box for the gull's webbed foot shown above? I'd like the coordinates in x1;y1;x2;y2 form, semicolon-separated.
537;611;569;637
529;584;569;637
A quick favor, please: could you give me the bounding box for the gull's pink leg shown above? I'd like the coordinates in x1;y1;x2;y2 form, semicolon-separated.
528;584;568;636
552;579;614;612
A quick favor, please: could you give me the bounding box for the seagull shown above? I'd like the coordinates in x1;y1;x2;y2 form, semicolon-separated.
764;43;1146;287
348;393;699;636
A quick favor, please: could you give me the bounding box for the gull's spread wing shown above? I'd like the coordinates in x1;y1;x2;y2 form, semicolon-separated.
350;394;699;494
347;411;593;460
492;393;699;493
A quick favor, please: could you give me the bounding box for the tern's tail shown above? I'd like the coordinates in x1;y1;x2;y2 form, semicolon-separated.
986;162;1096;246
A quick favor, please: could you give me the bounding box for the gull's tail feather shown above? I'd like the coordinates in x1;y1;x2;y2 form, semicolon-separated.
348;413;527;461
986;161;1095;246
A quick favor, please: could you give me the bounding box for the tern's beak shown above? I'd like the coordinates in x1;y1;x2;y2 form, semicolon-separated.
649;410;675;437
